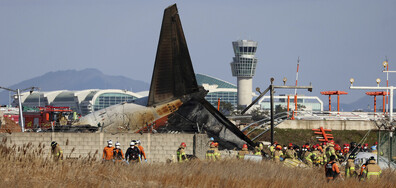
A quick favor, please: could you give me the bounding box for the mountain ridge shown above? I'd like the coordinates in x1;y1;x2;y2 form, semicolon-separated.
0;68;149;105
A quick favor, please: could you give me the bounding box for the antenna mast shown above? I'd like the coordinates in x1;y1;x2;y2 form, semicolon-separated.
295;57;300;95
292;57;300;119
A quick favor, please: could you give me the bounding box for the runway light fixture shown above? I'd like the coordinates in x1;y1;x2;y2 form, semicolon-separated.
376;78;381;86
349;78;355;86
255;87;261;94
283;77;287;85
383;60;388;70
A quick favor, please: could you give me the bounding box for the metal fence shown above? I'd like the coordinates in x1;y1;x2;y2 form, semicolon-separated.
378;130;396;165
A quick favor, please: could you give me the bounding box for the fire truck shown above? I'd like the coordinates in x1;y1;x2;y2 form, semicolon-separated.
23;106;75;130
24;106;98;132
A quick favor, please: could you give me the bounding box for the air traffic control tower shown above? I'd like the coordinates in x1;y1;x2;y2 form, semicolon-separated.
230;40;258;107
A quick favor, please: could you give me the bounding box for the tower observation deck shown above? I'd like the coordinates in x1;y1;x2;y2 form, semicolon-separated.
230;40;258;107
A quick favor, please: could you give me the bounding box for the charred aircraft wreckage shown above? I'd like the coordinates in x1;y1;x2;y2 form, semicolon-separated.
74;4;255;149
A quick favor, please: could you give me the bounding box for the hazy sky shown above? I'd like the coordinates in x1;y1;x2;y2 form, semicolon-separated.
0;0;395;104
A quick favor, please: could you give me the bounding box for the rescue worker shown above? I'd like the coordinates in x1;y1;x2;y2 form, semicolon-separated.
350;142;358;155
361;143;370;152
356;144;362;152
300;145;307;161
258;142;267;157
177;142;188;162
360;156;382;181
326;140;338;161
371;146;377;154
285;143;295;159
273;144;283;164
206;142;221;161
345;154;357;178
102;140;115;161
237;144;250;159
341;144;349;156
304;145;315;167
269;141;278;157
325;155;340;182
359;160;369;179
294;145;303;160
282;145;287;153
51;141;63;162
125;141;141;164
136;140;147;162
372;142;378;150
254;146;262;156
322;142;328;163
317;144;325;165
207;137;215;147
334;144;344;161
113;142;124;163
213;142;220;155
311;145;321;166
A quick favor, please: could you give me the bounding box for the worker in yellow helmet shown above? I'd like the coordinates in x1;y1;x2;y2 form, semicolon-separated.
51;141;63;162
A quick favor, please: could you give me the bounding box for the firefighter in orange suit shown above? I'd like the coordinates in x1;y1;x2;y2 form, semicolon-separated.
103;140;115;161
136;140;147;162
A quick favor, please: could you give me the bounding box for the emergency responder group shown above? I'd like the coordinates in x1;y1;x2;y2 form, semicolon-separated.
266;140;381;181
102;139;147;164
51;138;382;181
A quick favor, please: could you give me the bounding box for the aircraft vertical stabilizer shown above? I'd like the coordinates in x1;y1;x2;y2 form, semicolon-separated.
148;4;199;107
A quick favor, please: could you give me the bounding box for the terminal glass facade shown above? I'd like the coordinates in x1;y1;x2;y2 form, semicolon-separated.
206;91;238;107
196;74;238;108
93;93;137;111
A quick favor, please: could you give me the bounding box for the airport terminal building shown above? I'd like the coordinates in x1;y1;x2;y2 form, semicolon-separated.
15;89;143;116
196;73;239;107
14;74;322;115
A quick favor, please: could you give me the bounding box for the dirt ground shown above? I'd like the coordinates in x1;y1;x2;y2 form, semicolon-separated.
0;116;21;133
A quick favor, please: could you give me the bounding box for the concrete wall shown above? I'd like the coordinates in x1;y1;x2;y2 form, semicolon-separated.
0;133;210;163
277;120;377;130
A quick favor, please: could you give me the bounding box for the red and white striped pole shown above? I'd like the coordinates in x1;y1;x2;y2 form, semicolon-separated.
386;58;389;115
292;57;300;120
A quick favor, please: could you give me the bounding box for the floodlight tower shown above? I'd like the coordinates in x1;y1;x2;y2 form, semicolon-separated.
230;40;258;107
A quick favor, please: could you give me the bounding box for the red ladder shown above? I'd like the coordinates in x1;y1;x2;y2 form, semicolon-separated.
312;127;333;142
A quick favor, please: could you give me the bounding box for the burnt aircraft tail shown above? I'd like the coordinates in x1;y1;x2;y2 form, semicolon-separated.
200;100;256;147
147;4;256;149
148;4;199;107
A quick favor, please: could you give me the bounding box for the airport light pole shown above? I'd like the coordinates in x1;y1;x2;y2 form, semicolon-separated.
349;78;394;166
0;86;39;132
255;78;313;145
382;59;396;115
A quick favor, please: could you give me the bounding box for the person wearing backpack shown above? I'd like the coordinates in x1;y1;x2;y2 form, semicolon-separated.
325;155;340;182
113;142;124;163
125;141;141;164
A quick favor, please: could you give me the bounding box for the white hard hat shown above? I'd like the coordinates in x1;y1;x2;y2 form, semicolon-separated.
130;142;135;146
115;142;120;146
108;140;113;145
136;140;141;144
